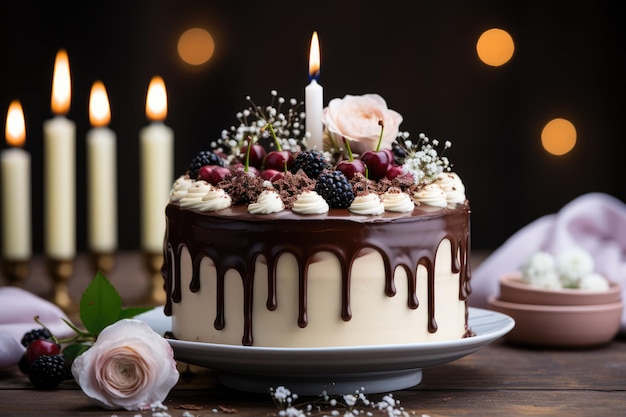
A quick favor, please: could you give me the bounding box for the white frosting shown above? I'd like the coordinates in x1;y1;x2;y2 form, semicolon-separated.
171;238;467;347
196;188;232;212
382;188;414;212
292;191;330;214
348;193;385;215
435;172;466;204
413;184;448;207
169;175;193;202
248;190;284;214
179;181;214;208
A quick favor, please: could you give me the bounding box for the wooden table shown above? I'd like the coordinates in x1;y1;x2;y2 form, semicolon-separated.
1;253;625;416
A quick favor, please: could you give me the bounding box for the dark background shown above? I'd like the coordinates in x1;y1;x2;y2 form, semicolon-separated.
0;0;623;253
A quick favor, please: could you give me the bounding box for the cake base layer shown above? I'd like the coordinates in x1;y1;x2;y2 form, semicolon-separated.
164;203;472;347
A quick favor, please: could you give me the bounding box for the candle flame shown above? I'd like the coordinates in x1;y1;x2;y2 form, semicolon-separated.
51;49;71;115
5;100;25;147
89;81;111;127
308;31;320;80
145;76;168;121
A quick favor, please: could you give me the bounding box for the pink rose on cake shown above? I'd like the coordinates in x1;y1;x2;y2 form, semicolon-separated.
71;319;179;411
322;94;403;154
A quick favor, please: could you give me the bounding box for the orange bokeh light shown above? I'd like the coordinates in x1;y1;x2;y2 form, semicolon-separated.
178;28;215;66
476;28;515;67
541;118;577;156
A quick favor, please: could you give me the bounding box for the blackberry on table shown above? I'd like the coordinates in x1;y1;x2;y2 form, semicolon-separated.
315;170;355;208
21;328;53;347
188;150;224;179
291;150;328;179
28;354;68;389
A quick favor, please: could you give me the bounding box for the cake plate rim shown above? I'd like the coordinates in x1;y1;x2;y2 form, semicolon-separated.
138;306;514;395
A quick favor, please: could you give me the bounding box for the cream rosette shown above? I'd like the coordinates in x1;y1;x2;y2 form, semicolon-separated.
413;184;448;208
322;94;402;154
292;190;329;214
71;319;179;411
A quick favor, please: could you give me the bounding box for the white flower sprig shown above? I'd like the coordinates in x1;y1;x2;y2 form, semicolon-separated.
396;132;452;187
210;90;306;160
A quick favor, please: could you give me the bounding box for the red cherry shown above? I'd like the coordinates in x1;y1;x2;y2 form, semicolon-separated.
263;151;294;171
361;149;392;180
385;164;404;180
261;169;285;182
25;339;60;366
239;144;266;169
336;159;366;180
198;165;231;185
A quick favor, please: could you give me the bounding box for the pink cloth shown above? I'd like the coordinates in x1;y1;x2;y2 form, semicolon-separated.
470;192;626;333
0;286;74;368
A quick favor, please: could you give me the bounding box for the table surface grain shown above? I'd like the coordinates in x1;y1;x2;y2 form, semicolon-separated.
1;252;625;417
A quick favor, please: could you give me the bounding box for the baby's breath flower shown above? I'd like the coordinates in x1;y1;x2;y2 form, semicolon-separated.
209;91;306;157
393;132;452;187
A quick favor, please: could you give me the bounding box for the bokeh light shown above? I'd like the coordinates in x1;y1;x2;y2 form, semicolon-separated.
476;28;515;67
541;118;577;156
178;28;215;66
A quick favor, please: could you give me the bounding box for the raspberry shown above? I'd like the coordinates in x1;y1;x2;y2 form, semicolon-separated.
28;354;68;389
188;150;224;179
315;170;355;208
291;150;328;179
21;328;53;347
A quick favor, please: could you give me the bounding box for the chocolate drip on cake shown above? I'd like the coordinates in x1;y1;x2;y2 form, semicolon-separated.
163;203;471;346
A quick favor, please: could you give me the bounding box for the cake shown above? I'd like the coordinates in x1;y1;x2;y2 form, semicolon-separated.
162;92;472;347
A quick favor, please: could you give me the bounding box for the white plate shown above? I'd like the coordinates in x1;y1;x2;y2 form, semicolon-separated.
139;307;514;395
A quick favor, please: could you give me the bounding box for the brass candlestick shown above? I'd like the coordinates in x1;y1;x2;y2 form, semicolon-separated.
47;258;74;311
2;258;29;287
90;252;115;275
144;252;165;306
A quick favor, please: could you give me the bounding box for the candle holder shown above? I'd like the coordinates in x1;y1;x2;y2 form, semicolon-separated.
143;252;166;306
2;258;29;287
90;252;115;275
47;258;74;311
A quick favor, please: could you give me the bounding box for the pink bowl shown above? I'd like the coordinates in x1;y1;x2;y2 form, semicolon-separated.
488;296;623;347
498;273;622;306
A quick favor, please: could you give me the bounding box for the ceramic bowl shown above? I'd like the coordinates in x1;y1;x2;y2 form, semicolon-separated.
498;273;622;306
487;296;623;347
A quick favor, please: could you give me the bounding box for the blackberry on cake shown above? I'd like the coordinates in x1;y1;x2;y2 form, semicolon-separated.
291;149;328;179
187;150;224;179
315;169;355;208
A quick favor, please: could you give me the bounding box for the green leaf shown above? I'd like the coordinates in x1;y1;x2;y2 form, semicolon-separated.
119;306;155;320
79;271;122;336
62;343;90;362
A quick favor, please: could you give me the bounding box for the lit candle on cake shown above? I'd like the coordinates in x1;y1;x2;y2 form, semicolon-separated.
140;75;174;254
87;81;117;271
43;49;76;260
1;100;31;268
305;31;323;150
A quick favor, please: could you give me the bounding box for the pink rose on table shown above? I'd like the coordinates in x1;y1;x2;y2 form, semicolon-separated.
322;94;403;154
71;319;179;410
